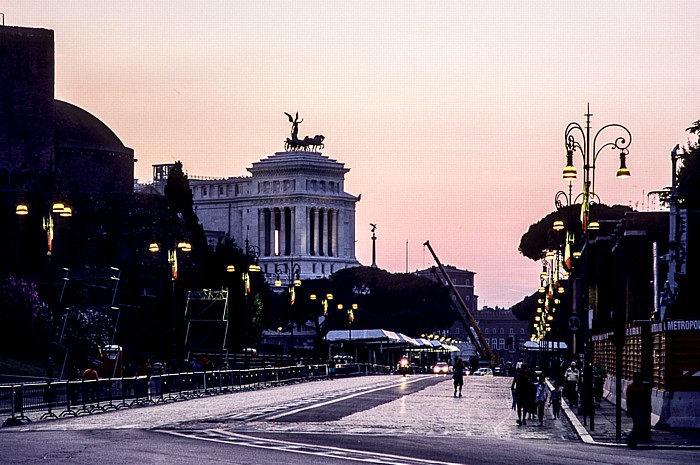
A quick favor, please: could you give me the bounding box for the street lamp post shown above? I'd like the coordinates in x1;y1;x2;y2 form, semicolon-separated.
275;260;301;359
15;197;72;379
561;104;632;433
226;241;261;367
150;240;191;358
310;291;333;360
335;302;357;361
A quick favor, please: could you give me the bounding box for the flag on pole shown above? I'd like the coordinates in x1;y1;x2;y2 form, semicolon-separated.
243;272;250;295
322;298;328;315
564;232;574;270
581;184;590;234
43;215;54;255
290;286;295;306
348;309;354;323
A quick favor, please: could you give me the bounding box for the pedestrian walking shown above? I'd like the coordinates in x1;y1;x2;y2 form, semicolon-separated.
82;366;99;404
626;372;646;448
535;374;548;426
549;381;562;419
453;358;465;397
564;361;579;407
510;364;518;410
512;368;532;425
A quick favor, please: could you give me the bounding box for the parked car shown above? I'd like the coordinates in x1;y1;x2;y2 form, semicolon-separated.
473;367;493;376
432;362;450;375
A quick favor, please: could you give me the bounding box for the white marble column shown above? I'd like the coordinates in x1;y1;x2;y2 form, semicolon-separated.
279;207;287;256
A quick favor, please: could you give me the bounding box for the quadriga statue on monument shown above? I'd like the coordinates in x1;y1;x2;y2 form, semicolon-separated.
284;112;324;152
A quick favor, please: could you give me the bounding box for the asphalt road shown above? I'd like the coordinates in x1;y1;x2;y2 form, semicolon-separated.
2;375;698;464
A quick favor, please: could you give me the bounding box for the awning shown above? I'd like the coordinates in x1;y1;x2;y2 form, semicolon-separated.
522;341;568;351
325;329;400;343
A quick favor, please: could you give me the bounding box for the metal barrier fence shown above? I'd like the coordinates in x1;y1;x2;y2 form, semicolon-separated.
0;363;391;427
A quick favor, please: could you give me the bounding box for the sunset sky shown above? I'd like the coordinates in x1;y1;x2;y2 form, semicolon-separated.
5;1;700;308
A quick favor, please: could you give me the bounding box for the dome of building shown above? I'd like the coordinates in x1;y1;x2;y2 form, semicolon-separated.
54;99;131;154
53;99;135;194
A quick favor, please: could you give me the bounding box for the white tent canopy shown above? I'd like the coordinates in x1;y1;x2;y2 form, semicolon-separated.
522;341;568;351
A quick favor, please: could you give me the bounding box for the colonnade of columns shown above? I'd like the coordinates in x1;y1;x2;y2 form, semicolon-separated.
308;206;338;258
258;206;339;258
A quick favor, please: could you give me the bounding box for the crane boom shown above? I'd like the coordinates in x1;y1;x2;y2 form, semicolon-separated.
423;240;496;362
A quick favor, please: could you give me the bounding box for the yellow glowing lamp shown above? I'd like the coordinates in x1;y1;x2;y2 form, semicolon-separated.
310;293;317;300
15;204;29;215
52;202;65;214
616;150;631;178
178;241;192;252
149;242;160;253
563;149;577;180
588;221;600;231
60;206;72;217
563;165;577;180
226;265;235;273
249;264;261;272
553;220;565;231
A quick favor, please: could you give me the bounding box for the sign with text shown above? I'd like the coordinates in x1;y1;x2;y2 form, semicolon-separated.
651;319;700;333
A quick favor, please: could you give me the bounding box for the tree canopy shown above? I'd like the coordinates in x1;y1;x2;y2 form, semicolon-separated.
677;120;700;209
518;203;632;261
291;266;459;338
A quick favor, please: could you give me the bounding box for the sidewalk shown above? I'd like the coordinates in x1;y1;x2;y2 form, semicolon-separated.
561;393;700;450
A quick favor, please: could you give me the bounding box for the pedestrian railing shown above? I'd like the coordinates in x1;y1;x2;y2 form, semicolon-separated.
0;363;391;427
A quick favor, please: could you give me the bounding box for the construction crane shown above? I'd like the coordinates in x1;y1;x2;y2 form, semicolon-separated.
423;240;496;363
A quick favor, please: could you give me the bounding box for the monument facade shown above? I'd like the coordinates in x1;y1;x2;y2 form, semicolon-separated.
173;115;361;281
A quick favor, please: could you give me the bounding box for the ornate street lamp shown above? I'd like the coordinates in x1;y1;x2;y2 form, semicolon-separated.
562;104;632;431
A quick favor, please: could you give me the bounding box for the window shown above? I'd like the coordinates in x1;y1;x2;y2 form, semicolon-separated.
219;186;224;195
509;328;514;335
484;328;489;335
500;328;504;335
520;328;525;334
202;187;207;196
499;338;505;350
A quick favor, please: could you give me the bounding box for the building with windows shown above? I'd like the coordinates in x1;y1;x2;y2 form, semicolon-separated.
415;265;477;314
473;307;530;365
144;148;361;282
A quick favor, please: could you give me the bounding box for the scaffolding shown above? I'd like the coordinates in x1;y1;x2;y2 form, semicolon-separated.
183;289;229;362
55;266;121;379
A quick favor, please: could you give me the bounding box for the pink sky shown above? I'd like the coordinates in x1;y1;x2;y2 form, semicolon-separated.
5;1;700;308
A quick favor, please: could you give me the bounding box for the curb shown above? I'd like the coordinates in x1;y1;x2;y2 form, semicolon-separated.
551;380;700;450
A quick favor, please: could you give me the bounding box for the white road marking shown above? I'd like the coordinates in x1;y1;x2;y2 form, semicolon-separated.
159;428;468;465
265;375;433;420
